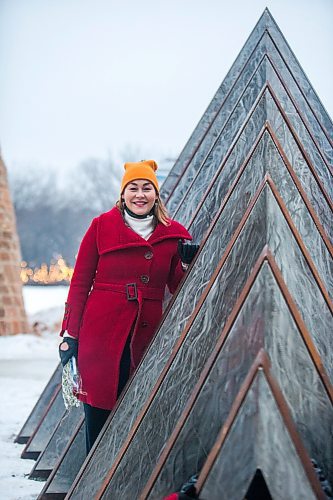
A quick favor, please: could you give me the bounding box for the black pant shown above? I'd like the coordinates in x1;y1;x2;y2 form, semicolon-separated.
83;335;131;454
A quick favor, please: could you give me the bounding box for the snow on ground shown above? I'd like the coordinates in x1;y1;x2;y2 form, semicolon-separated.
22;285;68;316
0;286;68;500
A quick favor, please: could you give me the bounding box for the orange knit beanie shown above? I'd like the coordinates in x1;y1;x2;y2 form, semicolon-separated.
120;160;159;194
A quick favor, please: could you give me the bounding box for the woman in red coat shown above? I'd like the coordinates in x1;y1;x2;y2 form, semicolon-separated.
59;160;197;452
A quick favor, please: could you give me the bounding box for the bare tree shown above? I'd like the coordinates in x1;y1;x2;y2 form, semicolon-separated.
67;156;122;212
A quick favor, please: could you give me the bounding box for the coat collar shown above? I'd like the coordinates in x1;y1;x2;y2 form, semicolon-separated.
97;207;192;254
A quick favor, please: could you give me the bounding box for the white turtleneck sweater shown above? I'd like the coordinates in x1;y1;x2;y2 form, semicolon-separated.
124;211;155;240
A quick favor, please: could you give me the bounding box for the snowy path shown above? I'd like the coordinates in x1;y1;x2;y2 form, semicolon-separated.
0;355;59;499
0;287;67;500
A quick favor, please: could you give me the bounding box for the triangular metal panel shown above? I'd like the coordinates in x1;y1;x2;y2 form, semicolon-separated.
21;386;65;460
263;38;333;165
186;88;332;244
140;258;332;498
262;14;333;141
168;61;332;222
197;365;324;499
162;9;332;204
93;182;332;499
184;126;332;296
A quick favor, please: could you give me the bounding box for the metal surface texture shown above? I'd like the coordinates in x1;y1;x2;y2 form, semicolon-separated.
29;404;84;480
187;88;333;245
167;58;332;222
98;183;332;499
142;260;332;498
21;387;66;460
38;423;85;499
161;8;332;203
197;368;323;500
266;89;333;241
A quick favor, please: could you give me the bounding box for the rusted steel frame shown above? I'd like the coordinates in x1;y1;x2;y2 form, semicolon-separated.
163;31;267;205
266;175;333;311
21;384;62;459
37;417;84;500
95;179;270;498
267;83;333;211
195;351;326;499
266;122;333;255
140;250;333;498
171;58;268;218
186;121;267;231
15;364;61;444
266;250;333;402
267;30;333;148
266;51;333;175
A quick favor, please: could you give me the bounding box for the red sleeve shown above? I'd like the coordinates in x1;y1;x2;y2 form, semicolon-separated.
60;218;99;338
167;252;185;295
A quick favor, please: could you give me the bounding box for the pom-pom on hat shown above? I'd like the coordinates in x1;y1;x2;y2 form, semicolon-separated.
121;160;159;194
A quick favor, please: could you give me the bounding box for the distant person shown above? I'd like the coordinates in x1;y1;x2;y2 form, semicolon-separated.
58;160;199;453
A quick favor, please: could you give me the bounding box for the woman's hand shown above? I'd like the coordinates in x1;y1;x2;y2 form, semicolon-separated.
59;337;78;367
178;240;199;265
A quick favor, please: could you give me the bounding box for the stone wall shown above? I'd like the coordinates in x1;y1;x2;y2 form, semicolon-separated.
0;155;28;335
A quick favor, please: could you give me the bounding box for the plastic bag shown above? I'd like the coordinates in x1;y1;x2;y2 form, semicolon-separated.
61;356;85;410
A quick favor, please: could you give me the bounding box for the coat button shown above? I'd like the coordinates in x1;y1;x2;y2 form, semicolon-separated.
144;251;153;260
140;275;150;284
141;321;148;327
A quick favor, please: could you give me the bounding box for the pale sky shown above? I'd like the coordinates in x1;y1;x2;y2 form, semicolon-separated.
0;0;332;176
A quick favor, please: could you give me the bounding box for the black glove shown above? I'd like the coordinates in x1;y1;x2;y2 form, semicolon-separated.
178;240;199;265
59;337;78;367
180;473;198;497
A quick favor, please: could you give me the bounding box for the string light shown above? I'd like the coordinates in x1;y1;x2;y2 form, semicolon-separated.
20;257;74;285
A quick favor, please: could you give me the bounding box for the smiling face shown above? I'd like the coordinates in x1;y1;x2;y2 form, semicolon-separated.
123;179;157;216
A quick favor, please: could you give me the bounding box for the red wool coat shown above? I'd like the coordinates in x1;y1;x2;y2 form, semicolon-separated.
61;207;191;410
